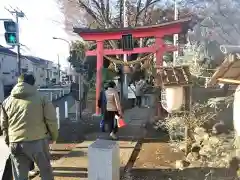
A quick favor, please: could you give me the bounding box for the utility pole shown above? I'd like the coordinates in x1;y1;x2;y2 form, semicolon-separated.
122;0;128;100
173;0;179;65
5;7;25;75
57;54;61;84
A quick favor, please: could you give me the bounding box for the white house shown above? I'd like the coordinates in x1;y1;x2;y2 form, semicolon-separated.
0;46;18;86
24;56;49;87
51;63;60;84
0;45;60;93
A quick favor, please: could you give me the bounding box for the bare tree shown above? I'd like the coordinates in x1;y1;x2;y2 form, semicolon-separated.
180;0;240;67
59;0;192;82
58;0;190;38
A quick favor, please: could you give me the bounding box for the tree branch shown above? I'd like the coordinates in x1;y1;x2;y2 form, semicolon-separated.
135;0;161;25
77;0;105;26
134;0;143;26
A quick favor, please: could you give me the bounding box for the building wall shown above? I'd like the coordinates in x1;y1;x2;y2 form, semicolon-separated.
31;64;48;87
0;53;51;87
52;64;60;84
0;53;18;86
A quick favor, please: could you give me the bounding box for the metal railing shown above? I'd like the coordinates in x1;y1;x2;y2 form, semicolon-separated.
37;87;70;101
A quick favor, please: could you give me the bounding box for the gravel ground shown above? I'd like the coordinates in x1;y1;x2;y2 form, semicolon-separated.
123;124;238;180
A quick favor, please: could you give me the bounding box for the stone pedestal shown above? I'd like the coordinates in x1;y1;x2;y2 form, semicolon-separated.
88;139;120;180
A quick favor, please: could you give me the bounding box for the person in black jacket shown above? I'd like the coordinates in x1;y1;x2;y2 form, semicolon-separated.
98;83;108;115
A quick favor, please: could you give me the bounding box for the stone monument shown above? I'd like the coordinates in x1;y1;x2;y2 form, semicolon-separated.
88;139;120;180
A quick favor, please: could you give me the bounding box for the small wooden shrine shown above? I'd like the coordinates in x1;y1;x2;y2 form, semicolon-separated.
207;53;240;86
154;65;192;116
155;66;192;87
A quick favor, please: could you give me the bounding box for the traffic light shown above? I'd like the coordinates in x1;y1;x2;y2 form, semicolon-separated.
4;20;18;46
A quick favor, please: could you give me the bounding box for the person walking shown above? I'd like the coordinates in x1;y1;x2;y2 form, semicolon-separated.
142;80;152;108
128;83;136;108
0;128;12;180
135;77;145;107
104;81;123;140
0;74;58;180
98;83;108;132
1;82;36;180
98;83;108;115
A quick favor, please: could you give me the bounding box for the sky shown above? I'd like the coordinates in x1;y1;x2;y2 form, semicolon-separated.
0;0;74;68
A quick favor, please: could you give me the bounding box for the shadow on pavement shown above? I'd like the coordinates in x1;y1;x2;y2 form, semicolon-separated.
126;167;237;180
50;150;86;160
53;167;88;178
53;172;87;178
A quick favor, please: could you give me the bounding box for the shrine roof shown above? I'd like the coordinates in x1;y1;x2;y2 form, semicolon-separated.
73;17;193;34
155;66;192;87
207;53;240;86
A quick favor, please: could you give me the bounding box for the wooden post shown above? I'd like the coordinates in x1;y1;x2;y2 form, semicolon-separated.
56;107;60;129
184;85;192;156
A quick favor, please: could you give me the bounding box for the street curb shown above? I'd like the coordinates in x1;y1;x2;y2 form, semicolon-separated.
121;125;147;179
121;108;154;178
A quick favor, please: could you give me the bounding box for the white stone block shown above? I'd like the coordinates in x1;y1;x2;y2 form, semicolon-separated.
88;139;120;180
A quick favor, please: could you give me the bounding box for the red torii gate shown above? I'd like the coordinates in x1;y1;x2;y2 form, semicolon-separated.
73;17;192;115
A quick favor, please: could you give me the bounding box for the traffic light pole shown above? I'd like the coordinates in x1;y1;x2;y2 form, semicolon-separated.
16;14;21;75
5;9;25;75
122;0;128;105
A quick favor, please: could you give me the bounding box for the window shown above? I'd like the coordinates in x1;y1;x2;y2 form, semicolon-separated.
22;68;28;73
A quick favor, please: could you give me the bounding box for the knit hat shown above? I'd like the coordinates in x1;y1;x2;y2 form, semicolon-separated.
18;74;35;85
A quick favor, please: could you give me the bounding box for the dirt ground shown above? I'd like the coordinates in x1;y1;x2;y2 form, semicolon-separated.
134;142;184;169
124;127;238;180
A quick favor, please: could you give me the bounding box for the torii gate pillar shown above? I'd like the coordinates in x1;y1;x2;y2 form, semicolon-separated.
155;37;164;69
96;41;104;115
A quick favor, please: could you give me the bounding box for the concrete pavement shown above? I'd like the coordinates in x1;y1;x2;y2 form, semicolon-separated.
33;107;153;180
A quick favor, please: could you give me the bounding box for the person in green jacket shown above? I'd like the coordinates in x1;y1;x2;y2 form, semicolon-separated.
0;74;58;180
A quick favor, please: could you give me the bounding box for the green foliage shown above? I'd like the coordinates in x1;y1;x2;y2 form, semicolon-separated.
102;68;117;82
69;41;86;72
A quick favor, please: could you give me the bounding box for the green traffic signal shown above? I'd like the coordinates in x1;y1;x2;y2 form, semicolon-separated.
9;34;16;42
4;20;18;45
4;33;17;45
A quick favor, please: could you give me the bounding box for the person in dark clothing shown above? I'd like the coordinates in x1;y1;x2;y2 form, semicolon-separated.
70;81;79;100
2;157;12;180
97;84;108;115
98;84;108;132
104;81;123;140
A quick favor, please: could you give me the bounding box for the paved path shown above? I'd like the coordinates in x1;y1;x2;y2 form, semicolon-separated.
33;107;153;180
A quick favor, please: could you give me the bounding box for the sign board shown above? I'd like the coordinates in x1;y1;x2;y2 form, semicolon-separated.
122;34;134;51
